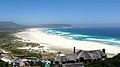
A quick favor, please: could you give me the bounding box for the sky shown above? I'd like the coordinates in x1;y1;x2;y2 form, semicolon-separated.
0;0;120;26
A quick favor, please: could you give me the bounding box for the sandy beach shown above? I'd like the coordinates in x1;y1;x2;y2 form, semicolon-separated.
15;28;120;56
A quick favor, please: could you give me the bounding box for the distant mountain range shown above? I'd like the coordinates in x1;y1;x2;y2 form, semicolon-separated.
30;24;72;28
0;21;72;29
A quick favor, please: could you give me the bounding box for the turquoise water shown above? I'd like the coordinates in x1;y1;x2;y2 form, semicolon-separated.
39;27;120;46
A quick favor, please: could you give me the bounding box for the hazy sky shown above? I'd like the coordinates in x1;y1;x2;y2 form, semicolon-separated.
0;0;120;26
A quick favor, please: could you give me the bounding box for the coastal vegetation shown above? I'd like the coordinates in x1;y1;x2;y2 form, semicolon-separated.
0;29;24;55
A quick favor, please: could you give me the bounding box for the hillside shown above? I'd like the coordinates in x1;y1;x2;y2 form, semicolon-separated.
0;21;25;29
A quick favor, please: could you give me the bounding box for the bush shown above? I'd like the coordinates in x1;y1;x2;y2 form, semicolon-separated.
0;60;11;67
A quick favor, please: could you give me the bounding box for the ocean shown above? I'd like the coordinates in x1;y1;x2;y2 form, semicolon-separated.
39;27;120;47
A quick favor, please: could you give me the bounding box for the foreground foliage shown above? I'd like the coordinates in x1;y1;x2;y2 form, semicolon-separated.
86;53;120;67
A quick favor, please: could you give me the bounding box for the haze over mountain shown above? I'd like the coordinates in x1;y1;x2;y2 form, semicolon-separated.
0;21;25;29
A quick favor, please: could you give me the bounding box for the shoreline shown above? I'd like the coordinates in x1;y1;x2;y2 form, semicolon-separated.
14;28;120;57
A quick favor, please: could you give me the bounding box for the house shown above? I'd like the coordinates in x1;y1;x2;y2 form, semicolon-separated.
75;50;106;64
54;49;106;64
